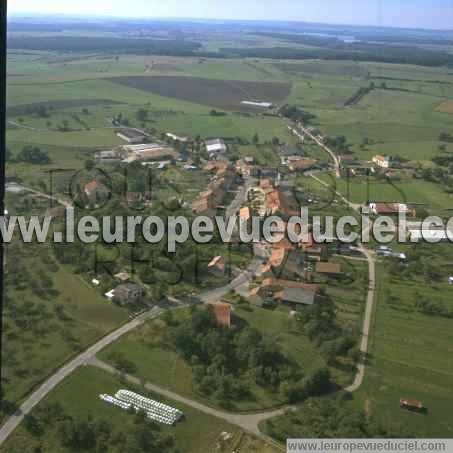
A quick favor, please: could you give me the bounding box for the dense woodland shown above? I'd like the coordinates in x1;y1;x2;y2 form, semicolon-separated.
8;32;453;67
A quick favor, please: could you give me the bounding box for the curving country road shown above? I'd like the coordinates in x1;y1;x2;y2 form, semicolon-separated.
89;357;288;439
7;183;72;208
0;306;168;445
289;123;342;178
0;168;377;446
0;178;265;446
309;173;377;392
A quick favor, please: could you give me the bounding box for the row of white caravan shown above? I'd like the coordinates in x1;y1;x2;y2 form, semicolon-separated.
99;389;183;426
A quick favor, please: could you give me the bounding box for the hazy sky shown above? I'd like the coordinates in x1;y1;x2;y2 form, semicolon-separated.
8;0;453;30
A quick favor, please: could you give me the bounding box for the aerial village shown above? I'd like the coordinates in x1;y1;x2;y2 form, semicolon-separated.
83;110;435;332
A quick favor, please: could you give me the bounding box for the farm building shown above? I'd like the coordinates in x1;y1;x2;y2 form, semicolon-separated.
369;202;411;216
112;283;143;305
286;158;317;172
275;287;317;306
116;129;148;144
252;278;320;307
372;154;392;169
95;149;125;164
338;154;357;165
123;143;179;162
400;398;425;412
240;100;274;109
205;138;227;154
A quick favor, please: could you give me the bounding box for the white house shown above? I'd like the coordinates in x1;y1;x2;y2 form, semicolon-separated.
206;139;227;154
372;155;392;169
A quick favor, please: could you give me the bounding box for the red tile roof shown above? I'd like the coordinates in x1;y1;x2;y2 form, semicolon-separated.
84;180;105;194
208;302;231;328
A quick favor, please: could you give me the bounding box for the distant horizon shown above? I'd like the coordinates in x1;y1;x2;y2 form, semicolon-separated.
7;1;453;31
7;12;453;34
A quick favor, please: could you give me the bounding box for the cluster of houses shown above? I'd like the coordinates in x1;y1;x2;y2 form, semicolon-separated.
245;178;297;218
338;153;398;177
98;128;229;168
191;161;238;215
93;125;359;322
206;229;346;322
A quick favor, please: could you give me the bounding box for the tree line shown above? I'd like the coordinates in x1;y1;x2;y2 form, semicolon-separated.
167;306;332;406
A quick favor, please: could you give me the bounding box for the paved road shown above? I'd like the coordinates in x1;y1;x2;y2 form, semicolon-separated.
289;124;341;178
201;258;263;304
8;184;72;208
309;173;377;392
345;246;376;392
7;120;39;131
224;176;256;219
0;252;264;447
0;306;168;445
201;176;262;303
90;357;288;439
0;168;376;446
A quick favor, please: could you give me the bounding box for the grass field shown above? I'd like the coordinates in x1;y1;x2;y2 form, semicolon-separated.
0;366;279;453
99;308;303;411
6;42;453;440
99;294;363;412
352;252;453;437
435;99;453;113
317;172;453;216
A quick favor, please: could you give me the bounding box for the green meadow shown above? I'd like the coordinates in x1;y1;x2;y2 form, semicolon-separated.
0;366;276;453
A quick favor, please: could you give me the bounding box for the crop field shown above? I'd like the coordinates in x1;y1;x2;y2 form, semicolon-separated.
106;75;292;110
435;99;453;113
5;29;453;443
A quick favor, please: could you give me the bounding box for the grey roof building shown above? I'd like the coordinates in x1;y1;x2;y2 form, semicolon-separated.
277;287;317;306
113;283;143;305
